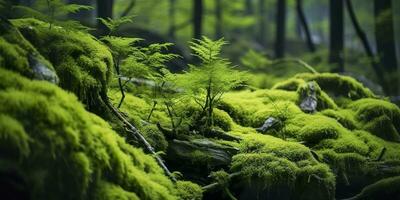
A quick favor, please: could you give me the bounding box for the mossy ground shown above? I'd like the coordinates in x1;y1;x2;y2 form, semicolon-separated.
1;17;400;200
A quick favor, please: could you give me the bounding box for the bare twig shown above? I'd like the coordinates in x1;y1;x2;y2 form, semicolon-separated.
104;99;177;182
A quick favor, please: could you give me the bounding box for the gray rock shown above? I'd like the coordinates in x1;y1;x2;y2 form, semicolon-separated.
300;82;317;113
28;53;59;84
256;117;279;133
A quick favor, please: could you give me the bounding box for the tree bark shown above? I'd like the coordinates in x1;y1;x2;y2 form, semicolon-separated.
275;0;286;58
120;0;136;18
258;0;267;46
245;0;254;15
215;0;223;39
345;0;387;93
168;0;176;39
374;0;398;95
296;0;315;52
329;0;344;72
193;0;203;40
96;0;114;35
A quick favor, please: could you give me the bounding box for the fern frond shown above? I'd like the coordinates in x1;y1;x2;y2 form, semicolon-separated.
190;36;227;63
97;15;134;34
62;4;93;14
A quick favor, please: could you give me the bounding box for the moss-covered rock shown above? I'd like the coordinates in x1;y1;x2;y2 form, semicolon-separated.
12;18;113;115
0;18;58;83
273;73;376;102
0;67;198;200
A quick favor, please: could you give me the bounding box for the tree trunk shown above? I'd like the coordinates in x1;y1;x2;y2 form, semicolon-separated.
258;0;267;46
329;0;344;72
193;0;203;40
96;0;114;35
275;0;286;58
168;0;176;39
215;0;223;39
296;0;315;52
374;0;398;95
345;0;387;93
245;0;254;15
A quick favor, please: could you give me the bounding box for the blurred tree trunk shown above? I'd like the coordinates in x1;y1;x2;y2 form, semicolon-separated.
329;0;344;72
345;0;386;93
296;0;315;52
374;0;398;95
215;0;223;39
168;0;176;39
96;0;114;35
193;0;203;40
275;0;286;58
245;0;254;15
258;0;267;46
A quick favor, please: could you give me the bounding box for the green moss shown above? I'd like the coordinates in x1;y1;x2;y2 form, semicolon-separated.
231;153;298;187
321;109;358;130
175;181;203;200
213;108;234;131
0;19;57;82
230;133;335;197
273;73;375;102
344;176;400;200
349;98;400;142
140;124;168;152
0;68;182;199
12;18;113;115
219;89;300;127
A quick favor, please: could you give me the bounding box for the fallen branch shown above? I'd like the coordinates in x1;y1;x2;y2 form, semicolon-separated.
104;99;177;182
208;129;242;141
202;172;241;192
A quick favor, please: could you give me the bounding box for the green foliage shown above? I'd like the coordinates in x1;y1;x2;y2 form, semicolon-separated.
13;0;92;31
173;37;247;130
98;16;134;35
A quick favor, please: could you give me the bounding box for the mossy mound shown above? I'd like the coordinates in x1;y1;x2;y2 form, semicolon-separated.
0;18;58;83
0;68;203;200
230;134;335;199
11;18;113;115
272;73;376;102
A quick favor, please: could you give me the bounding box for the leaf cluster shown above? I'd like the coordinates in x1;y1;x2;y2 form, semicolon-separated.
13;0;92;31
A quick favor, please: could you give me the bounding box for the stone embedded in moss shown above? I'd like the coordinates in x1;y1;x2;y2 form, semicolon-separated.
140;124;168;152
0;68;186;200
12;18;113;115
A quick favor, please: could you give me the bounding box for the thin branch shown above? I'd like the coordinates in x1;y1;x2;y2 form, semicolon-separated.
120;0;136;18
104;99;177;182
272;58;318;74
202;172;241;191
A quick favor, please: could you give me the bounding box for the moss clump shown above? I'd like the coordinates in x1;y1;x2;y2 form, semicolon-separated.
212;108;234;131
0;18;58;83
321;109;358;130
230;134;335;199
273;73;375;101
175;181;203;200
349;98;400;142
0;68;184;199
219;89;300;127
140;124;168;152
343;176;400;200
12;18;113;115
